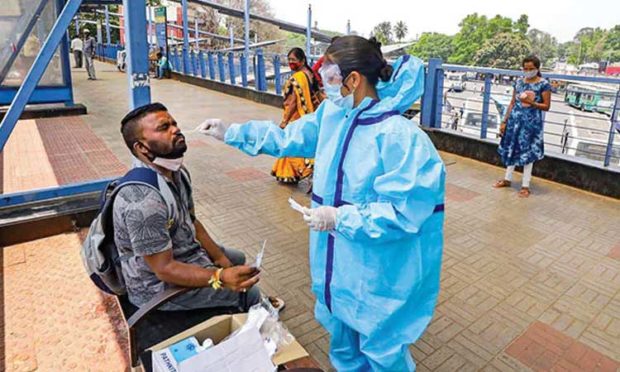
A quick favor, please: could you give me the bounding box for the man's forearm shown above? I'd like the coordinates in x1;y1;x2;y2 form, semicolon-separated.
156;260;216;288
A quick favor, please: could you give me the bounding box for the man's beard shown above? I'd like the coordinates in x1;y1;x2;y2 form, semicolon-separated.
148;134;187;159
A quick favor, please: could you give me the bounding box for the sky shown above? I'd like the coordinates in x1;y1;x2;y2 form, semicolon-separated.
266;0;619;42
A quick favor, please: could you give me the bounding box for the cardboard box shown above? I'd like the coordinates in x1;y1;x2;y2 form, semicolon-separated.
145;313;309;371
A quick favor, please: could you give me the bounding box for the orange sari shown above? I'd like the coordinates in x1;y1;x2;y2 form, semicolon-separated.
271;70;317;183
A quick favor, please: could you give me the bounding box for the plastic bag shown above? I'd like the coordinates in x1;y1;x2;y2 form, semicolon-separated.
223;297;294;356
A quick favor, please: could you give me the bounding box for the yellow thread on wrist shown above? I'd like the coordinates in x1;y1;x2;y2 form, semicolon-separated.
209;268;224;290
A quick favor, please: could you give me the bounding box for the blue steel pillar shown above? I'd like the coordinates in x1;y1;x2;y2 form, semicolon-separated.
604;88;620;167
194;18;200;51
434;68;445;127
146;2;152;47
181;0;190;74
244;0;250;59
217;52;226;82
199;51;206;78
207;52;215;80
228;52;236;85
306;5;312;58
480;74;493;139
123;0;151;109
274;55;282;95
256;48;266;92
240;53;248;87
105;6;111;44
421;58;442;128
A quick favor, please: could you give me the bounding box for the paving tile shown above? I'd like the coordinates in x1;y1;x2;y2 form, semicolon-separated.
506;321;620;372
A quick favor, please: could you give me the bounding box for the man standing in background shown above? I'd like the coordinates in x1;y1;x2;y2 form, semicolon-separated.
71;34;83;68
83;29;97;80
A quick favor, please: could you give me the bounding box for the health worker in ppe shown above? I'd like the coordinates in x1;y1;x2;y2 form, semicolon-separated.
198;36;445;371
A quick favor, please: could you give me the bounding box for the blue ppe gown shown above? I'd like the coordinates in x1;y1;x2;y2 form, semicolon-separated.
224;55;445;371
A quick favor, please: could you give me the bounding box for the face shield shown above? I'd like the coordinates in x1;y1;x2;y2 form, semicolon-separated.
319;62;344;87
319;62;355;110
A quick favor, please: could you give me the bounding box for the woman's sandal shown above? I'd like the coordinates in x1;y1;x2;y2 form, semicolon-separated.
493;179;512;188
518;187;531;198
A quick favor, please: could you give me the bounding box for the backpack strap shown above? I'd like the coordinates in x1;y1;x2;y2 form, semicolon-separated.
119;167;177;224
103;167;179;232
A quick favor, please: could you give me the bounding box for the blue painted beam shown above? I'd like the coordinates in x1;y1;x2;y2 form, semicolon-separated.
122;0;151;109
0;0;85;153
0;179;114;208
0;87;73;106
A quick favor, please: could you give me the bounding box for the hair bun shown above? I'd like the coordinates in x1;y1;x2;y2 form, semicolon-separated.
379;64;393;82
368;36;383;51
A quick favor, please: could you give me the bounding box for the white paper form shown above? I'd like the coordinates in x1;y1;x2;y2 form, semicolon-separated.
178;328;275;372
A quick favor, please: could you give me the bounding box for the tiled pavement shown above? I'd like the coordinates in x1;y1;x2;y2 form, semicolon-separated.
1;61;619;371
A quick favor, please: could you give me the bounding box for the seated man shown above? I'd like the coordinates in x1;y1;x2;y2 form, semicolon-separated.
156;52;170;79
115;102;275;311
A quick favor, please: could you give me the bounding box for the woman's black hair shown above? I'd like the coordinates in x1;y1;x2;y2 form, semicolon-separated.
522;55;542;77
325;35;393;85
287;47;319;92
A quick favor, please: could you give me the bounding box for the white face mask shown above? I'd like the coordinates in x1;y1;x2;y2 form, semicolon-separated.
523;70;538;79
152;156;184;171
324;81;355;110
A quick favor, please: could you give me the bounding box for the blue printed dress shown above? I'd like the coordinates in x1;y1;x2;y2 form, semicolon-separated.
498;78;551;166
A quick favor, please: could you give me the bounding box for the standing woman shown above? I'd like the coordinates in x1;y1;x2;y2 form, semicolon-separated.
494;55;551;197
199;36;445;371
271;48;321;183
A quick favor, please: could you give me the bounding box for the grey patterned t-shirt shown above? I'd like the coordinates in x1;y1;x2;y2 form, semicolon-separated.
112;171;213;307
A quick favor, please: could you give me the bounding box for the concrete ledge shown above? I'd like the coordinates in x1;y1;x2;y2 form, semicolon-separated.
424;128;620;199
171;72;283;109
0;103;87;121
0;193;99;245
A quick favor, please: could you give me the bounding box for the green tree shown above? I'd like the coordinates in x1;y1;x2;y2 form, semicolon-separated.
408;32;453;61
394;21;408;42
514;14;529;34
557;41;574;61
449;13;490;64
474;32;531;69
527;29;558;62
372;21;393;45
569;27;608;64
487;15;513;37
603;25;620;62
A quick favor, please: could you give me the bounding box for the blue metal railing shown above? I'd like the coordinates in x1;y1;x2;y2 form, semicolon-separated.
87;49;620;170
95;43;122;63
159;46;293;94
